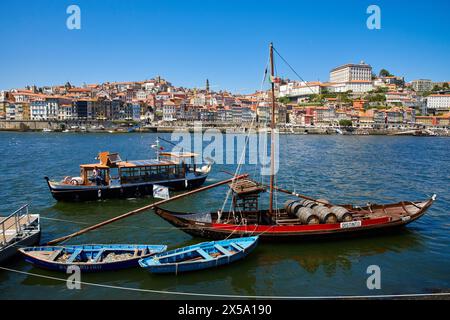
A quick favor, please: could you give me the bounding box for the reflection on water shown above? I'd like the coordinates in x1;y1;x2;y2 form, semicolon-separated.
0;132;449;298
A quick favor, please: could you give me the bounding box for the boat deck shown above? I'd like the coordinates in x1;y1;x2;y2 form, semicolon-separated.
1;212;39;247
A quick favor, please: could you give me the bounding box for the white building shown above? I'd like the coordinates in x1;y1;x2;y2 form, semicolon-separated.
58;104;77;120
427;94;450;112
328;81;374;93
279;81;322;97
135;90;148;101
162;100;178;121
411;79;432;92
330;62;372;83
30;97;60;120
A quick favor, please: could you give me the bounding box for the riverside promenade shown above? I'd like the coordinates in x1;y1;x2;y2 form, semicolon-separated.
0;120;449;136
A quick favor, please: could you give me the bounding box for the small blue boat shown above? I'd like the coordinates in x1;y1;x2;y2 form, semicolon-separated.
138;236;259;274
19;244;167;272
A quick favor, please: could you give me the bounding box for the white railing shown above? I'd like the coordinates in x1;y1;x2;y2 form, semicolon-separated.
1;204;30;246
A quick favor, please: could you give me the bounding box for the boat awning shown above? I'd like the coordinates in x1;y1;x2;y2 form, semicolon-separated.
116;160;179;167
80;164;110;169
159;152;199;158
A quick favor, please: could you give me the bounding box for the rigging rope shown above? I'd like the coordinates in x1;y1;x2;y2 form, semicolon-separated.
272;46;317;95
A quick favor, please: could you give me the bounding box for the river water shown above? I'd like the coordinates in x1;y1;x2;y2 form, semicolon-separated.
0;132;449;299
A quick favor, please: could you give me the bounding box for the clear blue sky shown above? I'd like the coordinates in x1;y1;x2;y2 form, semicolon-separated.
0;0;449;93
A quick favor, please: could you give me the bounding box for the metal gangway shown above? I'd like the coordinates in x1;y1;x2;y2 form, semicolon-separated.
0;204;35;247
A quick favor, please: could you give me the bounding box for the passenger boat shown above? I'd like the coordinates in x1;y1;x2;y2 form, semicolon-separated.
139;236;258;274
19;244;167;272
0;204;40;263
45;146;212;201
152;43;436;242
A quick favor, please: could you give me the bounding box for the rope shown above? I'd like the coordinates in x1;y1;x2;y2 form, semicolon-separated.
1;266;448;299
272;46;316;95
219;51;269;215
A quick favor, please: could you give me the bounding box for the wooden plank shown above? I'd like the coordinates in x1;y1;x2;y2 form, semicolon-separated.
67;249;83;263
196;248;213;261
214;244;231;256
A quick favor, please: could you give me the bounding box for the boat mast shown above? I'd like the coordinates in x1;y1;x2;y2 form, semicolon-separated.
269;42;276;215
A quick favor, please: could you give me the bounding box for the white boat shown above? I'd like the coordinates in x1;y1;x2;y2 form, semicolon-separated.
42;128;53;132
0;204;41;263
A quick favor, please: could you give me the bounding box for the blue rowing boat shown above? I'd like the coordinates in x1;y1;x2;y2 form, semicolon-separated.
138;236;259;274
19;244;167;272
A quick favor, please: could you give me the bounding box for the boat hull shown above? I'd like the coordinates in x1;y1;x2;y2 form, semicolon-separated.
153;197;434;242
139;237;259;274
46;175;208;202
19;244;167;272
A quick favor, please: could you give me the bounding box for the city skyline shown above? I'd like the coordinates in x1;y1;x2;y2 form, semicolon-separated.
0;0;449;93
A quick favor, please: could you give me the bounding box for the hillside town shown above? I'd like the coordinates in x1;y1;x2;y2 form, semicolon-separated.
1;62;449;132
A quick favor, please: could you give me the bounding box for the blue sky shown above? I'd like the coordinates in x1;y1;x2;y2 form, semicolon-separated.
0;0;449;93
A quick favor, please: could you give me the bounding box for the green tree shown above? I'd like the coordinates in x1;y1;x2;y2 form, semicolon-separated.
339;119;353;127
379;69;393;77
278;96;291;104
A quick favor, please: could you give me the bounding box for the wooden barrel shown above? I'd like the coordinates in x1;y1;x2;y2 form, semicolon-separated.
289;202;303;216
295;207;320;225
299;199;318;209
284;200;298;214
313;205;337;224
330;206;353;222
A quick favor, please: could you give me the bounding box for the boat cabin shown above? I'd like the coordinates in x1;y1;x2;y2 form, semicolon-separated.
75;151;200;186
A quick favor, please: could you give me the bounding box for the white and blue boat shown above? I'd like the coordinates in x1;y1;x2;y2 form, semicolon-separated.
138;236;259;274
19;244;167;272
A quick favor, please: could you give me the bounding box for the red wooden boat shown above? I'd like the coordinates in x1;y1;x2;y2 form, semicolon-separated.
154;194;436;241
152;43;436;241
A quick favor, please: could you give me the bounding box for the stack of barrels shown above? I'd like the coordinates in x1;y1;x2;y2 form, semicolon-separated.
284;199;353;225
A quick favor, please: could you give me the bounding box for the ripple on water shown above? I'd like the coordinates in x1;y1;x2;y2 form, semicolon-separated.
0;132;449;298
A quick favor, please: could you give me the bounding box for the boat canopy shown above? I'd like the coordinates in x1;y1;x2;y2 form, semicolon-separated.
159;152;199;158
80;151;188;170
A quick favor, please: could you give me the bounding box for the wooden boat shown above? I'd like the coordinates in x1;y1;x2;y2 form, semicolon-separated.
1;204;41;263
45;143;212;201
154;193;436;241
151;43;436;242
19;244;167;272
139;236;258;274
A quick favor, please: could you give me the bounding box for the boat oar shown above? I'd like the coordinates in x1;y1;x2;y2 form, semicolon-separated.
46;174;249;245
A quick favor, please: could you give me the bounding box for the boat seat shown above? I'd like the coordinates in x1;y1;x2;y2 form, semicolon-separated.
214;244;232;256
230;243;244;252
92;249;105;263
196;248;214;261
67;249;83;263
48;249;63;262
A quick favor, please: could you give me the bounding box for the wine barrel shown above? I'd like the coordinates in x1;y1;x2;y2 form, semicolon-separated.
330;206;353;222
299;199;318;209
313;205;337;224
293;202;306;215
295;207;320;225
284;200;297;214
